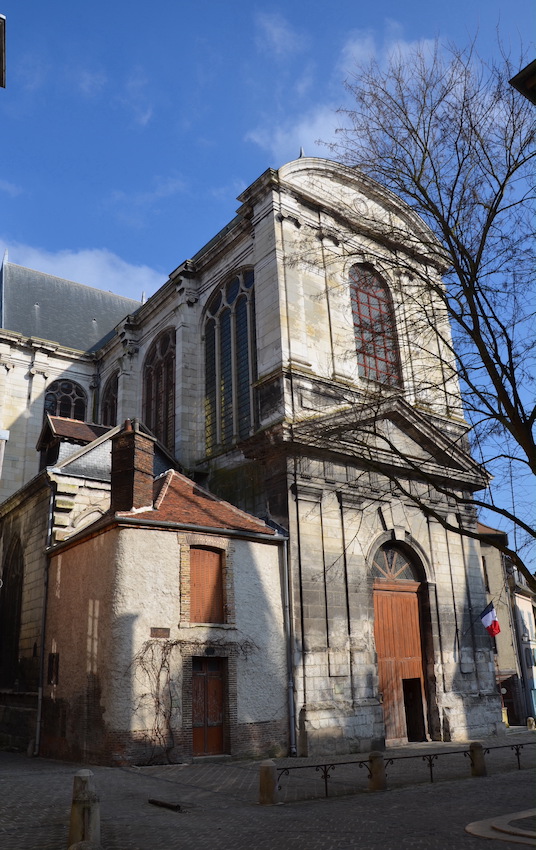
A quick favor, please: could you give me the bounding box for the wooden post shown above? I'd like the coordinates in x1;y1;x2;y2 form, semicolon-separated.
259;759;279;805
368;751;387;791
67;770;101;848
469;742;487;777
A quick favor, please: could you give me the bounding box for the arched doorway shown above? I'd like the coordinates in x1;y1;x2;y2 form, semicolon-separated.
372;543;427;744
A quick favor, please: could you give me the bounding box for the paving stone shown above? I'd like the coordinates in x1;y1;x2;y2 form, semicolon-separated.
0;731;534;850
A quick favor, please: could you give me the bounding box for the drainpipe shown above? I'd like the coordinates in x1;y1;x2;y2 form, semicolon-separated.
34;473;56;756
281;535;297;756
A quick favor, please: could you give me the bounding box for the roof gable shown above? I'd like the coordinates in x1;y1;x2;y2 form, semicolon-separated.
294;396;487;490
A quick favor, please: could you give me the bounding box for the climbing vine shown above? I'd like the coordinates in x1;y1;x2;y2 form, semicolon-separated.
130;636;258;764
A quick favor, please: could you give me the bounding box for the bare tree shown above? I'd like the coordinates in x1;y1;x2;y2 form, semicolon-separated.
321;38;535;582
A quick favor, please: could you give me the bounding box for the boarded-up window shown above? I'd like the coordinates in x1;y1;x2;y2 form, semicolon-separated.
190;548;224;623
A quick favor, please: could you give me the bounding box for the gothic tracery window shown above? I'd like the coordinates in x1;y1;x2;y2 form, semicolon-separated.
350;264;402;387
44;379;87;421
143;328;176;453
101;371;119;427
204;269;257;454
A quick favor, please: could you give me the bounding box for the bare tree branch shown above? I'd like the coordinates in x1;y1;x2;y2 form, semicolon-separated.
320;37;535;571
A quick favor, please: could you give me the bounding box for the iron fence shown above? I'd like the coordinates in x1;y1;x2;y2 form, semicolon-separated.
274;741;536;801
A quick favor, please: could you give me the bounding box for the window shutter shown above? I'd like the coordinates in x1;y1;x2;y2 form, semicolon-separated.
190;548;224;623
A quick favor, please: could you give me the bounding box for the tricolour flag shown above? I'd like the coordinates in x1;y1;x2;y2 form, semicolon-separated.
480;602;500;637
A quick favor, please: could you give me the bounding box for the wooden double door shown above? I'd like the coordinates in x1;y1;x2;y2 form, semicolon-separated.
192;657;225;756
373;581;427;743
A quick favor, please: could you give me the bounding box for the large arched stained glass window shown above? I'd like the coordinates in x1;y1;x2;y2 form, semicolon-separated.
143;328;176;453
205;270;257;455
350;264;402;387
101;371;119;427
44;380;87;421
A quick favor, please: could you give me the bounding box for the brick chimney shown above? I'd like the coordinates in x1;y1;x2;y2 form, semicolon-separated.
110;419;156;512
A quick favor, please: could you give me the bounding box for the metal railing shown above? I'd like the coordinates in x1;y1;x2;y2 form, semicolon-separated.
271;741;536;801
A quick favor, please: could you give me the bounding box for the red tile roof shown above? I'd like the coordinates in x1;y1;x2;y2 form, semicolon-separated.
36;415;112;450
49;417;111;442
117;470;276;536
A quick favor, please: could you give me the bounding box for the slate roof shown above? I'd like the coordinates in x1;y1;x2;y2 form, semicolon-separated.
118;469;276;537
0;261;140;352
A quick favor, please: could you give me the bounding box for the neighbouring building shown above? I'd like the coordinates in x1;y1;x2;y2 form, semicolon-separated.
479;523;536;725
0;157;505;763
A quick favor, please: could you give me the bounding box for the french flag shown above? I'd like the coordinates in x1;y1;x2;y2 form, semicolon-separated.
480;602;500;637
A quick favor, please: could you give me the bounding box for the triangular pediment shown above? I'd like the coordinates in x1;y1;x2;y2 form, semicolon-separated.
293;396;487;489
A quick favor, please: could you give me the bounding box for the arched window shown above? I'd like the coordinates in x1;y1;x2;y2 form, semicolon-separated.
350;264;402;387
371;543;420;582
143;328;176;453
101;371;119;427
205;269;257;454
44;379;87;421
0;538;24;688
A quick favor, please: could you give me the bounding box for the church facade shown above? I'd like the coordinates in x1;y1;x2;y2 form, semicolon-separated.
0;158;503;761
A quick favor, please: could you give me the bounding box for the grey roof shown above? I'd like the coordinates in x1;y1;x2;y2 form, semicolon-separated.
0;261;140;352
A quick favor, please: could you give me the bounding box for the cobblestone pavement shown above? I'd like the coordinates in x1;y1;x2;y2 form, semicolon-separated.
0;730;534;850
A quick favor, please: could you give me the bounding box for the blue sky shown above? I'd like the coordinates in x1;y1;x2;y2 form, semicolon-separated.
1;1;533;299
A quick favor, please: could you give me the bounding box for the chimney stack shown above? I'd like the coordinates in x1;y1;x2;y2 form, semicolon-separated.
110;419;155;512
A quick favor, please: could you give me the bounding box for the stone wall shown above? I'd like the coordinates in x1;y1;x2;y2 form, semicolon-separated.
42;524;288;765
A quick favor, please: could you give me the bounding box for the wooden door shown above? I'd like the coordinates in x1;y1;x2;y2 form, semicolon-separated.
192;657;224;755
373;582;426;743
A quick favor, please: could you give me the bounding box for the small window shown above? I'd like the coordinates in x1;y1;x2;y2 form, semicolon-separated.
190;547;224;624
47;652;59;686
481;556;490;593
350;264;402;387
44;380;87;421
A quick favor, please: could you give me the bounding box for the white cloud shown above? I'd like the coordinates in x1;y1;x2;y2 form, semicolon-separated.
247;22;440;164
107;175;186;228
117;67;154;126
255;12;308;59
338;23;437;76
0;241;165;301
16;53;49;92
77;69;108;97
246;104;339;166
0;180;23;198
337;32;377;77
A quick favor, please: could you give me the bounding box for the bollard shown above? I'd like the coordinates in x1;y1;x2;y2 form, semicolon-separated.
259;759;279;805
469;742;487;777
67;770;101;848
527;716;535;731
368;751;387;791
